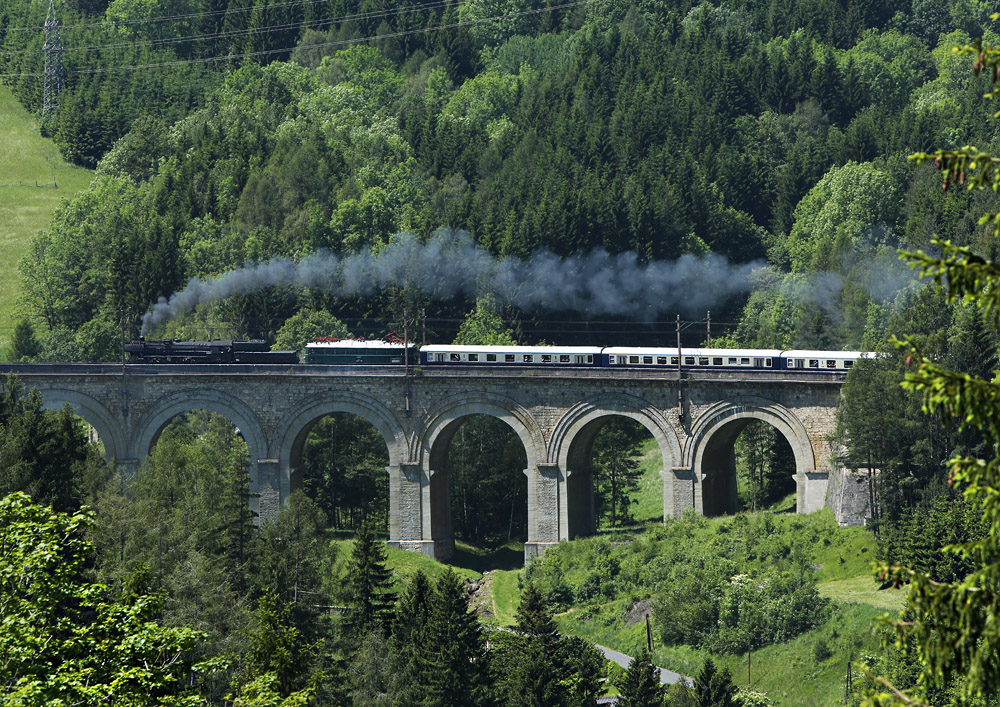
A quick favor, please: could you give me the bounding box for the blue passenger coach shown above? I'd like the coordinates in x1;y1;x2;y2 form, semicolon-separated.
602;348;783;369
420;345;603;366
778;350;864;371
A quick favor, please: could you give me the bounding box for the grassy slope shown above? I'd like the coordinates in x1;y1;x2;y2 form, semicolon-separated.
0;85;92;346
474;517;893;706
632;435;667;523
469;438;901;706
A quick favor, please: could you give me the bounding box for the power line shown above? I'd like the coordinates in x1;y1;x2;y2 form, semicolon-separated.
3;0;333;33
0;0;598;77
0;0;463;57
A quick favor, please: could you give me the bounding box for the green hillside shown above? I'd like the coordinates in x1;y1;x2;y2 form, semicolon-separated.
458;448;898;706
0;85;92;348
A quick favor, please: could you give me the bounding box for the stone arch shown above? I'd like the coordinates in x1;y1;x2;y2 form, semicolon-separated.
419;393;545;556
131;390;269;516
421;393;544;471
132;389;267;462
39;389;125;464
273;391;407;498
551;394;681;538
685;397;814;515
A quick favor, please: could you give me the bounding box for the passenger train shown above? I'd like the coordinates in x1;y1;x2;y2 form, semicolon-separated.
419;345;866;371
126;338;868;371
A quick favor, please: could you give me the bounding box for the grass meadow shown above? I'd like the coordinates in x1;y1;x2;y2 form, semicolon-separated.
0;85;92;348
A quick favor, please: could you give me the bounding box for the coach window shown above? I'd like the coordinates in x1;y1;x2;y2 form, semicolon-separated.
629;356;640;364
826;360;835;368
469;354;479;362
844;360;853;369
728;357;737;365
560;355;570;363
699;357;709;365
643;356;653;364
541;355;552;363
713;357;723;366
586;355;593;363
809;359;819;368
740;358;750;365
505;354;516;362
523;354;533;363
765;358;772;367
671;356;679;365
657;356;667;365
487;353;497;362
450;353;461;361
685;357;695;365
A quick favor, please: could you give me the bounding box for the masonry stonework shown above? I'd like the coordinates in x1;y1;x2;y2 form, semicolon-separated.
8;363;846;561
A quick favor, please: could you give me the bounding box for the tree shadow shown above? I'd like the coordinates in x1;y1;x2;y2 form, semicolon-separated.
450;541;525;572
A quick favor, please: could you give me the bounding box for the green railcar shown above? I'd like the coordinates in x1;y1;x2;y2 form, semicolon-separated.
304;339;416;365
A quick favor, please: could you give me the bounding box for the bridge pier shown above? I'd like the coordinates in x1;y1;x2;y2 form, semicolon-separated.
255;459;281;522
116;458;141;478
662;467;695;518
387;462;444;558
562;467;595;540
798;471;830;514
424;467;454;560
525;464;562;559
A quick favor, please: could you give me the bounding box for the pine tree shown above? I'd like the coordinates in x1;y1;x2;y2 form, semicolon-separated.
391;570;433;702
492;583;603;707
862;49;1000;696
216;420;257;591
349;630;418;707
619;649;665;707
392;570;433;647
515;581;557;637
504;581;571;706
243;593;301;697
7;319;40;362
593;418;644;528
343;522;396;642
810;47;845;124
422;569;488;706
694;658;738;707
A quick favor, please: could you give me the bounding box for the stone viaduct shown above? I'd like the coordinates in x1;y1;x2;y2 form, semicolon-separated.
0;363;847;560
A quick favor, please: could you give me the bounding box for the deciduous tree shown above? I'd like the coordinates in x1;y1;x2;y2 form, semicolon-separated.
0;492;215;705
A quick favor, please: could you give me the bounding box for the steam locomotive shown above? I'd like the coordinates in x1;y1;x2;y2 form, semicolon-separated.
125;338;867;371
124;338;299;364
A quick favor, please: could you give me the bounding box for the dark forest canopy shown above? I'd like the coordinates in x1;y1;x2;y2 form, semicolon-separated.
4;0;1000;356
5;3;1000;703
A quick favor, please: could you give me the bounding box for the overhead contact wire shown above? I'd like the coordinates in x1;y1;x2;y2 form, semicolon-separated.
0;0;464;56
2;0;335;32
0;0;598;77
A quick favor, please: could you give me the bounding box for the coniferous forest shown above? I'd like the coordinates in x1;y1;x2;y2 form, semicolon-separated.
4;0;1000;703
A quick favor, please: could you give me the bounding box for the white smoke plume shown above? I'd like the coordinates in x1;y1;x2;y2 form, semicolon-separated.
141;229;765;333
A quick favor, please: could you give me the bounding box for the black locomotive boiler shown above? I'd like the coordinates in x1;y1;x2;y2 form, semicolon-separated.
124;338;298;364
